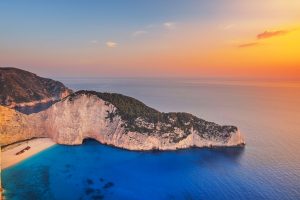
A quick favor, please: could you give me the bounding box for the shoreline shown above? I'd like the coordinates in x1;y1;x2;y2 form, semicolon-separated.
1;137;245;170
1;138;56;170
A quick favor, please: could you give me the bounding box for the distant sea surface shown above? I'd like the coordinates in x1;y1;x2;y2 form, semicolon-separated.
3;78;300;200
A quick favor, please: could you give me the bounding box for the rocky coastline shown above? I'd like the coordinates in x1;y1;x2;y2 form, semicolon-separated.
0;67;72;109
1;67;245;153
1;90;245;150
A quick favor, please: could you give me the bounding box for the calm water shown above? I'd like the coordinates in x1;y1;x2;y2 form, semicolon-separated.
2;78;300;200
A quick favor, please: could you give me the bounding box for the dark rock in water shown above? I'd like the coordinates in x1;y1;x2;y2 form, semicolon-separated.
87;179;94;185
85;188;95;195
65;164;71;168
0;67;72;109
103;182;114;189
99;178;105;182
91;195;104;200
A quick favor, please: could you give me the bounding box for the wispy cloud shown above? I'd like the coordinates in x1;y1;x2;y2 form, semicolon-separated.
223;24;235;30
163;22;176;30
90;40;99;44
146;24;155;29
132;30;148;37
238;42;259;48
237;27;294;48
257;30;289;39
106;41;118;48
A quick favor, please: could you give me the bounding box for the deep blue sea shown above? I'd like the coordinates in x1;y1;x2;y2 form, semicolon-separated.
2;78;300;200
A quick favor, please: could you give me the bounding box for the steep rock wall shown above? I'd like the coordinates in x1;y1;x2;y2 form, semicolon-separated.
0;93;245;150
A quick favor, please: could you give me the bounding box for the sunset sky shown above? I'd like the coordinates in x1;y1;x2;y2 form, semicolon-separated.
0;0;299;79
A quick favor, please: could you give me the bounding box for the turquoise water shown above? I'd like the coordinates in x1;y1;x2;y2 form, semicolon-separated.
2;78;300;199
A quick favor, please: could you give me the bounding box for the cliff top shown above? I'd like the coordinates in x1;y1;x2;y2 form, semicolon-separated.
65;90;238;138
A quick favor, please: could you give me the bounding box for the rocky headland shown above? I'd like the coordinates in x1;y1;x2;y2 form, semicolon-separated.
0;90;245;150
0;67;72;109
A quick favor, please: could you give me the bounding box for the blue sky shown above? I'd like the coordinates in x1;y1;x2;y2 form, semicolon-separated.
1;0;299;78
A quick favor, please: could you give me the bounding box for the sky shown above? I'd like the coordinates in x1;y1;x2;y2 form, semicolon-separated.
0;0;300;79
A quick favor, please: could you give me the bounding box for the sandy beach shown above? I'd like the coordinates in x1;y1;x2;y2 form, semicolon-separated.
1;138;56;170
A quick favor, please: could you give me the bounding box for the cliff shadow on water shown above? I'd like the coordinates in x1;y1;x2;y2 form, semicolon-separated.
81;138;245;154
80;138;245;163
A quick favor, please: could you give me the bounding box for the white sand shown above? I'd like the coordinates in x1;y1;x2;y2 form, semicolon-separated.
1;138;56;170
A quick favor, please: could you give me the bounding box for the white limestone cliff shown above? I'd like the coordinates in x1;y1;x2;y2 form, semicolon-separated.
0;92;245;150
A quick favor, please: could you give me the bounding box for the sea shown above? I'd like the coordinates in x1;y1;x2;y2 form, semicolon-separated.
2;78;300;200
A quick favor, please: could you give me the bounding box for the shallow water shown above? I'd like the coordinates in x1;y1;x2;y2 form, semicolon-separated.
2;78;300;199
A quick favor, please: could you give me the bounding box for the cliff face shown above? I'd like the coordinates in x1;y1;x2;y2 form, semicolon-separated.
0;106;45;145
0;91;245;150
0;67;72;108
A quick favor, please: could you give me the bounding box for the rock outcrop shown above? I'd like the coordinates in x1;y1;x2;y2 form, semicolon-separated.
0;91;245;149
0;67;72;109
0;106;45;145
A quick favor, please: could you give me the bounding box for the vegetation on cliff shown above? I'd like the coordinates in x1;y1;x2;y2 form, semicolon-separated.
67;91;237;142
0;67;73;107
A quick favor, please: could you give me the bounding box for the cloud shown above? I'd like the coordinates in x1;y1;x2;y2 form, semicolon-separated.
90;40;99;44
146;24;155;29
237;27;294;48
257;30;289;39
106;41;117;48
163;22;176;30
132;30;148;37
223;24;235;30
238;42;260;48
